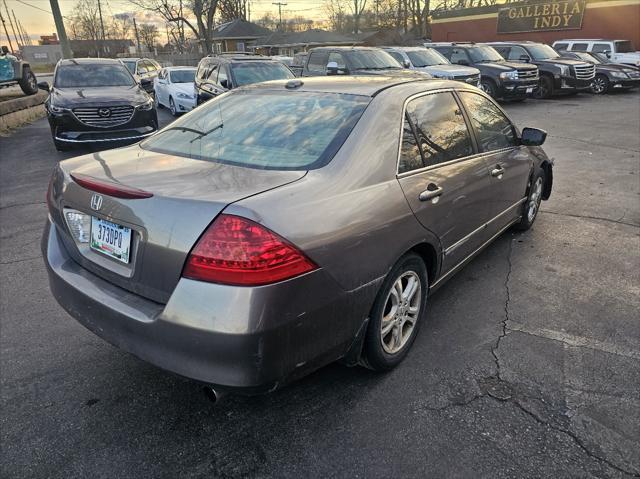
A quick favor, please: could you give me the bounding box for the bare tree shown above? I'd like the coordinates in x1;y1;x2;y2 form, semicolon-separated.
68;0;103;41
323;0;348;32
129;0;219;53
139;23;159;50
111;13;133;39
351;0;367;33
218;0;247;22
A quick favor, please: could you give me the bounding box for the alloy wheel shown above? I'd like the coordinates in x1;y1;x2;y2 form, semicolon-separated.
170;98;176;116
591;77;606;94
380;271;422;355
527;177;544;223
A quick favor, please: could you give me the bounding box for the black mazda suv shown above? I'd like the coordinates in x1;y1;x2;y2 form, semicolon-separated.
40;58;158;151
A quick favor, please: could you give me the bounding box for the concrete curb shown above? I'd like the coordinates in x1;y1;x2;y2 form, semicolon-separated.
0;91;48;135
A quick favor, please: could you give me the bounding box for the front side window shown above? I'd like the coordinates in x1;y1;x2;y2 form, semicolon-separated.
554;43;569;51
450;48;471;65
592;43;611;53
386;51;406;65
328;52;346;69
572;43;589;52
307;51;328;73
216;66;228;87
399;92;473;172
458;91;516;152
507;46;529;61
55;64;135;88
614;41;633;53
121;60;136;74
141;91;369;170
230;62;294;86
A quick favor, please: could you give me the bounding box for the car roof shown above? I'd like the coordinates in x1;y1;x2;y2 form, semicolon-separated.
206;55;275;63
382;46;429;51
59;58;125;66
164;66;196;70
242;75;449;97
553;39;625;42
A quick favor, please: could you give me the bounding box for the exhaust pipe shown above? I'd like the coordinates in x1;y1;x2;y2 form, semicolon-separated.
203;385;226;404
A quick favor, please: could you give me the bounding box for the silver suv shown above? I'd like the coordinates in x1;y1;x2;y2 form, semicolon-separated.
383;46;481;87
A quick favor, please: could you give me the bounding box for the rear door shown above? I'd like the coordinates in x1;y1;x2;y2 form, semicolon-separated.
457;90;531;231
396;91;494;273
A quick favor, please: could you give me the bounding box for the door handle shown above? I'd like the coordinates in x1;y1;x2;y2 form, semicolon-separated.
419;184;443;201
491;166;505;178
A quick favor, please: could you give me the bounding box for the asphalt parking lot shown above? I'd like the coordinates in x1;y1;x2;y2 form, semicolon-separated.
1;92;639;478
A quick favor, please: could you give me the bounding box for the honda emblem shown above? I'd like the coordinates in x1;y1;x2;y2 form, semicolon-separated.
90;194;103;211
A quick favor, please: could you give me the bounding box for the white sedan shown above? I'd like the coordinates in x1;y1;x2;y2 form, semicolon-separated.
154;67;197;116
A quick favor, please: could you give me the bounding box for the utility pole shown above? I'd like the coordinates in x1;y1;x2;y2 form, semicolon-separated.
18;18;31;46
0;9;14;52
97;0;105;40
49;0;72;58
272;2;286;31
133;17;141;55
3;1;19;49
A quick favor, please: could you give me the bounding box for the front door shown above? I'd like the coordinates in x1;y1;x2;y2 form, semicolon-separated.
457;91;532;231
396;91;494;273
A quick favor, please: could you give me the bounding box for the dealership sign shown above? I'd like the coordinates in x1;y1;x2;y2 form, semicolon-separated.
497;0;586;33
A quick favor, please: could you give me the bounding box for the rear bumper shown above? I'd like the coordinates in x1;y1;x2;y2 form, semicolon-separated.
42;219;377;392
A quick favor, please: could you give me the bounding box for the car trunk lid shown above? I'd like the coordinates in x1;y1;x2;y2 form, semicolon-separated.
50;144;306;303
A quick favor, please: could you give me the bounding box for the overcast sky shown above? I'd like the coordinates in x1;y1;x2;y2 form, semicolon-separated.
1;0;327;44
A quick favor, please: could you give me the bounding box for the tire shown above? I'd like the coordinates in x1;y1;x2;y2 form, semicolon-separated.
18;66;38;95
480;78;497;98
590;74;609;95
514;168;545;231
169;97;177;116
154;92;162;108
362;253;428;371
534;75;553;99
53;139;72;152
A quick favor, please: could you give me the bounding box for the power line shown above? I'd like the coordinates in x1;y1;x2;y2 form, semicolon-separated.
272;1;286;29
14;0;52;14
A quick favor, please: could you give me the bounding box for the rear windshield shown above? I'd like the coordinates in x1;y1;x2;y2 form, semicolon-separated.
170;69;196;83
55;63;135;88
230;62;294;86
141;90;370;170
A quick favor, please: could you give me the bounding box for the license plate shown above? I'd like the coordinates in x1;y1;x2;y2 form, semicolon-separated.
526;87;534;93
90;217;132;264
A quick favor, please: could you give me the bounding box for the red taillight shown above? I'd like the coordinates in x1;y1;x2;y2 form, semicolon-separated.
70;173;153;199
182;214;317;286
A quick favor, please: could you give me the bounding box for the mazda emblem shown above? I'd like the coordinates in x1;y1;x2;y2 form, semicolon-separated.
98;108;112;117
90;194;103;211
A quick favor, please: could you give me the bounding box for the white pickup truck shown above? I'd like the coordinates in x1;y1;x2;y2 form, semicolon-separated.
551;39;640;67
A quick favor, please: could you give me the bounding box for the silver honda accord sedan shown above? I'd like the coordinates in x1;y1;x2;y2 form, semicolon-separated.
43;76;553;394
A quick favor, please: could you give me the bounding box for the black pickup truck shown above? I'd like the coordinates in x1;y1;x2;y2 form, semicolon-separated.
427;42;538;101
296;46;431;79
488;42;596;99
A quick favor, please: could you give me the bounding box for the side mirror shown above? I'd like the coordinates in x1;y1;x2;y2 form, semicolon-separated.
456;59;470;66
403;59;411;68
1;45;8;55
326;61;339;75
519;55;531;63
37;81;50;92
520;127;547;146
603;50;611;58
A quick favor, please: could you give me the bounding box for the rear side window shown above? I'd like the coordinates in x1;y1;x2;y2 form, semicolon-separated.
399;92;473;172
507;46;529;61
572;43;589;51
458;91;516;152
592;43;611;53
308;51;328;73
554;43;569;51
141;91;370;170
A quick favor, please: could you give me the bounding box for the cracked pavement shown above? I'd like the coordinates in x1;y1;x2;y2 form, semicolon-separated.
1;92;639;478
